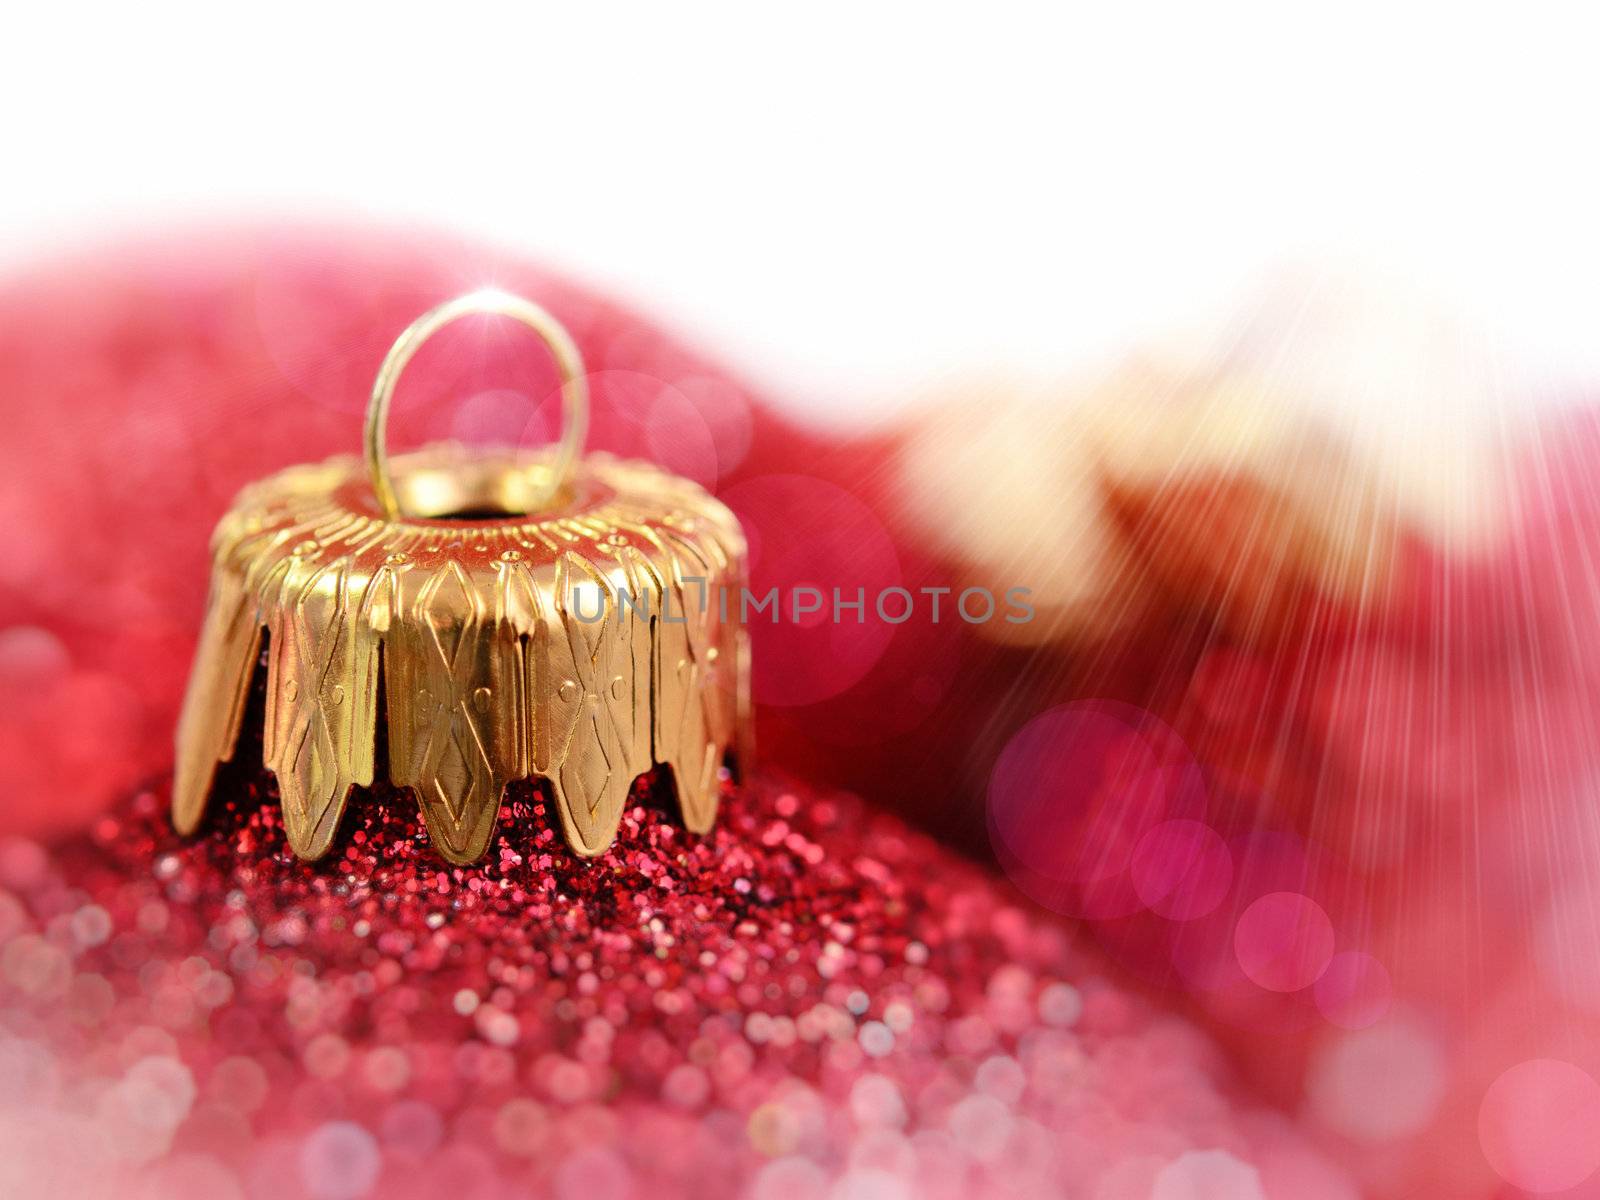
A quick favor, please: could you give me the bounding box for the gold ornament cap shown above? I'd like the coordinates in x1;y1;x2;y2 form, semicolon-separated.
174;289;751;865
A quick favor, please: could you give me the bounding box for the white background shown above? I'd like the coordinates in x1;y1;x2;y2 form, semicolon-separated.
3;2;1598;427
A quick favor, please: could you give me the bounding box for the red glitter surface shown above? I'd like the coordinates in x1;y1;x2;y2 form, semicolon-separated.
0;682;1351;1200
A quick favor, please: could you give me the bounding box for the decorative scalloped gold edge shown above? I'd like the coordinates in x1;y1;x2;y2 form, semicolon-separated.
173;451;751;866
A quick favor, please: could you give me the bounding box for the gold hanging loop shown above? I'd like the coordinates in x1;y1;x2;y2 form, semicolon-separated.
364;288;590;520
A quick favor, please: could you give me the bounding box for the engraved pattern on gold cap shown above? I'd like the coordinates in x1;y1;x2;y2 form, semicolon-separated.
173;293;750;865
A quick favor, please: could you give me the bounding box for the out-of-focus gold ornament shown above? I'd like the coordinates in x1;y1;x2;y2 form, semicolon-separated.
897;364;1395;647
174;290;750;865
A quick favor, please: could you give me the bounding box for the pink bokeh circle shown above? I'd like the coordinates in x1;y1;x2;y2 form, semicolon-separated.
1131;820;1234;920
587;369;720;490
1480;1059;1600;1193
987;702;1203;919
1313;951;1392;1030
1234;892;1335;993
720;475;901;708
